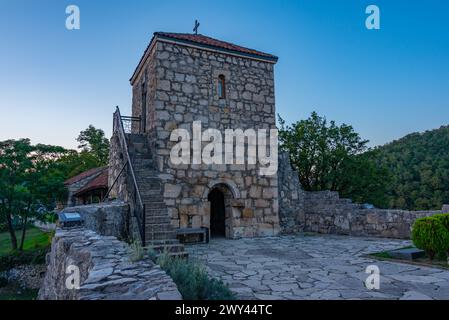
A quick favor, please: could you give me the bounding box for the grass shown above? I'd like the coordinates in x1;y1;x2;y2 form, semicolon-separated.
0;227;53;257
368;245;449;270
0;227;52;300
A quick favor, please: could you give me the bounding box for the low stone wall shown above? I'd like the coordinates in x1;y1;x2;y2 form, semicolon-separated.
278;152;448;239
61;201;129;240
303;191;447;239
38;227;181;300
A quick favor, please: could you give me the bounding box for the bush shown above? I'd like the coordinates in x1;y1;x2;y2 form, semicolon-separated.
412;217;449;260
0;248;48;272
128;240;144;262
433;213;449;231
157;252;235;300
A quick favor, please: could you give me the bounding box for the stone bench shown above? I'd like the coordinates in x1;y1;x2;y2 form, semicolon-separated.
176;227;209;244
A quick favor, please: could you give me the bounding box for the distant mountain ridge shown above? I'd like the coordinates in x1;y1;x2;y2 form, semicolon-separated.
374;125;449;210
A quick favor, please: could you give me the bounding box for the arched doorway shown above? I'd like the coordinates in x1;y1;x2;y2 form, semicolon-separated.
208;188;226;238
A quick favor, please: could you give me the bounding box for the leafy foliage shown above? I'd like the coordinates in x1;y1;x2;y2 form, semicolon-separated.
433;213;449;231
157;252;235;300
128;240;144;262
411;217;449;260
0;125;109;251
76;125;110;166
279;112;391;207
0;139;68;250
374;126;449;210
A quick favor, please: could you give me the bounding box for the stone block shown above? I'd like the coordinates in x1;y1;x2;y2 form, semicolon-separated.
242;208;254;219
255;199;269;208
249;185;261;198
164;184;182;198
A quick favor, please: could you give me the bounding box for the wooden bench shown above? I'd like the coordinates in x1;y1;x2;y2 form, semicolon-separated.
176;227;209;244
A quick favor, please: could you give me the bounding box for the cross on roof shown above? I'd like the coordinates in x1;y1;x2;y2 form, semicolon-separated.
193;20;200;35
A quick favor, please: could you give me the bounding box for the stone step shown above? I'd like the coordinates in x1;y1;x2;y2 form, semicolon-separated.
138;180;161;189
130;142;144;150
134;167;158;174
145;223;173;233
141;190;162;197
145;230;176;241
143;201;166;209
127;133;146;141
133;158;153;166
131;152;151;159
145;208;168;216
145;215;171;224
135;173;160;181
138;185;161;193
139;195;164;202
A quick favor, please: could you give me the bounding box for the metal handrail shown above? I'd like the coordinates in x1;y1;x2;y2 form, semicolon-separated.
107;106;146;245
102;161;127;202
114;106;144;209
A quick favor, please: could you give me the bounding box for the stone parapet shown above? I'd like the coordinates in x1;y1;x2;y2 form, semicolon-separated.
38;227;181;300
61;201;129;240
278;152;447;239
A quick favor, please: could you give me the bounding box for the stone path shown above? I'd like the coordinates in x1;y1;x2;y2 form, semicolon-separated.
185;234;449;300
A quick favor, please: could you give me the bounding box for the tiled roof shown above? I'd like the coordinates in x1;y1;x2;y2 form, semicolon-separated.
155;32;278;60
64;166;107;185
131;32;278;83
73;169;108;196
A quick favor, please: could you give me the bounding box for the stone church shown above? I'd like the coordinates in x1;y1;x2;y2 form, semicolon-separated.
108;31;281;247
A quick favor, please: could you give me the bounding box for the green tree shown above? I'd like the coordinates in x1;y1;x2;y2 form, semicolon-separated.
373;125;449;210
0;139;67;251
76;125;110;166
278;112;391;208
56;149;101;178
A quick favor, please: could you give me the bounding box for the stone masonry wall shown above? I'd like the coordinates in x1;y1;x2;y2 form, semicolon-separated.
61;201;129;240
108;134;128;201
278;152;305;233
131;40;280;238
278;152;449;239
303;191;448;239
38;228;181;300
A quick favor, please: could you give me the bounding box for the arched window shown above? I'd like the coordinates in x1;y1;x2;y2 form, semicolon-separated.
217;74;226;99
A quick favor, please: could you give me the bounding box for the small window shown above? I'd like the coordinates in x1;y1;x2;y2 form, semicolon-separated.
217;74;226;99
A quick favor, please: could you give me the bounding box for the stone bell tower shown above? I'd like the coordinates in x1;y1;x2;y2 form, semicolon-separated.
127;31;280;239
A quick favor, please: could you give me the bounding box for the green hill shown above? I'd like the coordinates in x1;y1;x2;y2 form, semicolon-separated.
374;125;449;210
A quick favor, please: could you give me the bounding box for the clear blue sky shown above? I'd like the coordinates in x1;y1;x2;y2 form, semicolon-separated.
0;0;448;149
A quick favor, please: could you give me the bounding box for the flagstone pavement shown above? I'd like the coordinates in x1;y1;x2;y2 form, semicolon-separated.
185;234;449;300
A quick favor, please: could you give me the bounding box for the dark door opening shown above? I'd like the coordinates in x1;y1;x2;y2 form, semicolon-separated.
208;188;226;238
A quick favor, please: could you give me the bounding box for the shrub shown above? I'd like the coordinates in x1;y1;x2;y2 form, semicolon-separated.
0;248;48;272
433;213;449;231
412;217;449;260
128;240;144;262
157;252;235;300
147;248;157;262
